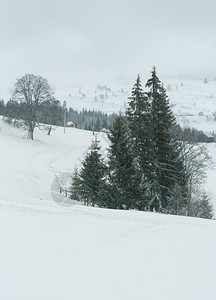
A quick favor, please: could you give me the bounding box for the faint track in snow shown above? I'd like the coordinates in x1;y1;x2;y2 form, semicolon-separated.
48;148;84;206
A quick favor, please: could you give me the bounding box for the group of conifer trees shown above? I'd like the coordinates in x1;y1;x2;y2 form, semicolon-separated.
70;68;213;218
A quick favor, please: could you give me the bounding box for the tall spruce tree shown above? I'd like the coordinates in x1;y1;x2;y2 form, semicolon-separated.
126;75;155;209
107;114;145;210
145;67;186;212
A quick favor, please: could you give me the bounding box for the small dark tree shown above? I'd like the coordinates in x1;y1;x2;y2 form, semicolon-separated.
79;137;106;207
0;100;5;116
4;100;20;121
70;167;82;202
197;192;213;219
190;191;213;219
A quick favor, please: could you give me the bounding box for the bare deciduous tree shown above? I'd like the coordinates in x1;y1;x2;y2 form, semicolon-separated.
12;73;54;139
182;143;211;216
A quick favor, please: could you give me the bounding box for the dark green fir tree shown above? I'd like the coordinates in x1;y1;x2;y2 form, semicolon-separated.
145;67;186;212
70;167;82;202
78;137;106;207
197;191;213;219
107;114;146;210
126;75;155;208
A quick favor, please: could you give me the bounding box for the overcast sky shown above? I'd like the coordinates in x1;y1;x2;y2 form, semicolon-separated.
0;0;216;91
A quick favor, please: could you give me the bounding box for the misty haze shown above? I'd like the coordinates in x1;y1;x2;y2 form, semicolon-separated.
1;1;216;300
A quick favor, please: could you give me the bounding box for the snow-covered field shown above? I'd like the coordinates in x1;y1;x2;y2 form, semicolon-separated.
53;78;216;131
1;116;216;300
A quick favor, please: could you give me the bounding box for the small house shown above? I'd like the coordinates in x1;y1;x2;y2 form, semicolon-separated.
66;121;74;128
202;131;214;143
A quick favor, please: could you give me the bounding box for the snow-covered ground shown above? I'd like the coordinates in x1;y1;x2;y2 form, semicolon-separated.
1;117;216;300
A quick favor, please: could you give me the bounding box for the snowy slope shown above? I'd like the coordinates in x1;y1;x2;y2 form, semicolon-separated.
1;117;216;300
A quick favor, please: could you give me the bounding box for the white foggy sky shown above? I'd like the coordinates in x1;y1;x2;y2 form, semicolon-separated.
0;0;216;90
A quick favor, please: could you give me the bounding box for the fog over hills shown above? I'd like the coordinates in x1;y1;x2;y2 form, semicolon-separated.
0;0;215;92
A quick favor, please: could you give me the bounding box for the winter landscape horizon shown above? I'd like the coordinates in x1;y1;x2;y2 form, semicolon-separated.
1;71;216;299
1;0;216;298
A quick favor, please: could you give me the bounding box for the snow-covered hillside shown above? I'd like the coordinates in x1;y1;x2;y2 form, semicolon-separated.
1;117;216;300
52;78;216;131
2;78;216;131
